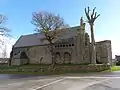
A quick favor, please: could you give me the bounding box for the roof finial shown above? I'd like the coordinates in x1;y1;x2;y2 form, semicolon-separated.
80;17;84;25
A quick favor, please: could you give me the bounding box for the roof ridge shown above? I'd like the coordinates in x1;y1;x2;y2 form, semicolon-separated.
14;25;80;48
21;26;80;37
22;33;40;36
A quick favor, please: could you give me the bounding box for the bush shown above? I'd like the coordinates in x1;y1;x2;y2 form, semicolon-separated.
116;61;120;66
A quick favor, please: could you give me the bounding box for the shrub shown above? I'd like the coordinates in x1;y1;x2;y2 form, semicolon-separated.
116;61;120;66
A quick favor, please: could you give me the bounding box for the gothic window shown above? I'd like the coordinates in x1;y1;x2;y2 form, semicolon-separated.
20;51;28;59
20;51;29;65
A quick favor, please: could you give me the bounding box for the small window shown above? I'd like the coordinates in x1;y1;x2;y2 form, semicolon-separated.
63;45;65;47
60;45;62;47
69;44;71;47
58;45;59;48
55;46;57;48
66;45;68;47
72;44;74;46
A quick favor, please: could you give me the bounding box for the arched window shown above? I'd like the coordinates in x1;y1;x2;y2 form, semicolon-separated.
20;51;28;59
55;52;61;64
56;52;60;57
20;51;29;65
64;52;71;64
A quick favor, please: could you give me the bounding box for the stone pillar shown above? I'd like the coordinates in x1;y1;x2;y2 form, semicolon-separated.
76;17;85;63
84;33;91;63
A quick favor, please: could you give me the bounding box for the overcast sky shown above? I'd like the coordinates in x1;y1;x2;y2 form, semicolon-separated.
0;0;120;58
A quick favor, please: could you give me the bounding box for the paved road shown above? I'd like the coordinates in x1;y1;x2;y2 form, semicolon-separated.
0;72;120;90
0;74;41;80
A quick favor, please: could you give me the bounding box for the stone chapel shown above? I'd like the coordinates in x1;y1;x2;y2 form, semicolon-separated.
11;18;112;66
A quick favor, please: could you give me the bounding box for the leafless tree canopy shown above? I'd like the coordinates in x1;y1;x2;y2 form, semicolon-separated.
0;14;10;37
32;11;68;67
32;11;68;43
2;43;7;58
85;7;100;25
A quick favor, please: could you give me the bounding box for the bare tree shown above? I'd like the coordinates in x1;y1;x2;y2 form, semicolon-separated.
0;14;11;66
2;43;7;58
32;11;68;68
0;14;11;50
0;14;10;37
85;7;100;64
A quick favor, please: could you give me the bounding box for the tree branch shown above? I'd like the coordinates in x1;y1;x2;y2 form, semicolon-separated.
85;7;91;20
95;14;100;19
91;7;96;19
85;6;100;24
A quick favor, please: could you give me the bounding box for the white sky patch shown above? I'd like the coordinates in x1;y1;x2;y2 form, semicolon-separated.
0;36;16;58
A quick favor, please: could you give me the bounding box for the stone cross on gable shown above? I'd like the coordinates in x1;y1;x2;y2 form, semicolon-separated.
80;17;84;25
77;17;85;34
80;17;85;30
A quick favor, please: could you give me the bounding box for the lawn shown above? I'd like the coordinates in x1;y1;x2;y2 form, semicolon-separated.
111;66;120;71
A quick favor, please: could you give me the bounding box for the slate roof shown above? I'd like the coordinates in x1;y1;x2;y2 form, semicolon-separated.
13;26;80;48
14;33;47;48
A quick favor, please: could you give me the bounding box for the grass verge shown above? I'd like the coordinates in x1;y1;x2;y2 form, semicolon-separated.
0;64;110;75
111;66;120;71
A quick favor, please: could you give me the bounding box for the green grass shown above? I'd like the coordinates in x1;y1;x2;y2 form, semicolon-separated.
0;64;110;75
111;66;120;71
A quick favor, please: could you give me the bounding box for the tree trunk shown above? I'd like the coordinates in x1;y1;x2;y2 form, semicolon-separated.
8;59;11;67
8;50;13;67
49;43;55;68
90;24;96;64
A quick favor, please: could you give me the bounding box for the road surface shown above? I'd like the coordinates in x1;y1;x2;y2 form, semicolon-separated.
0;72;120;90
